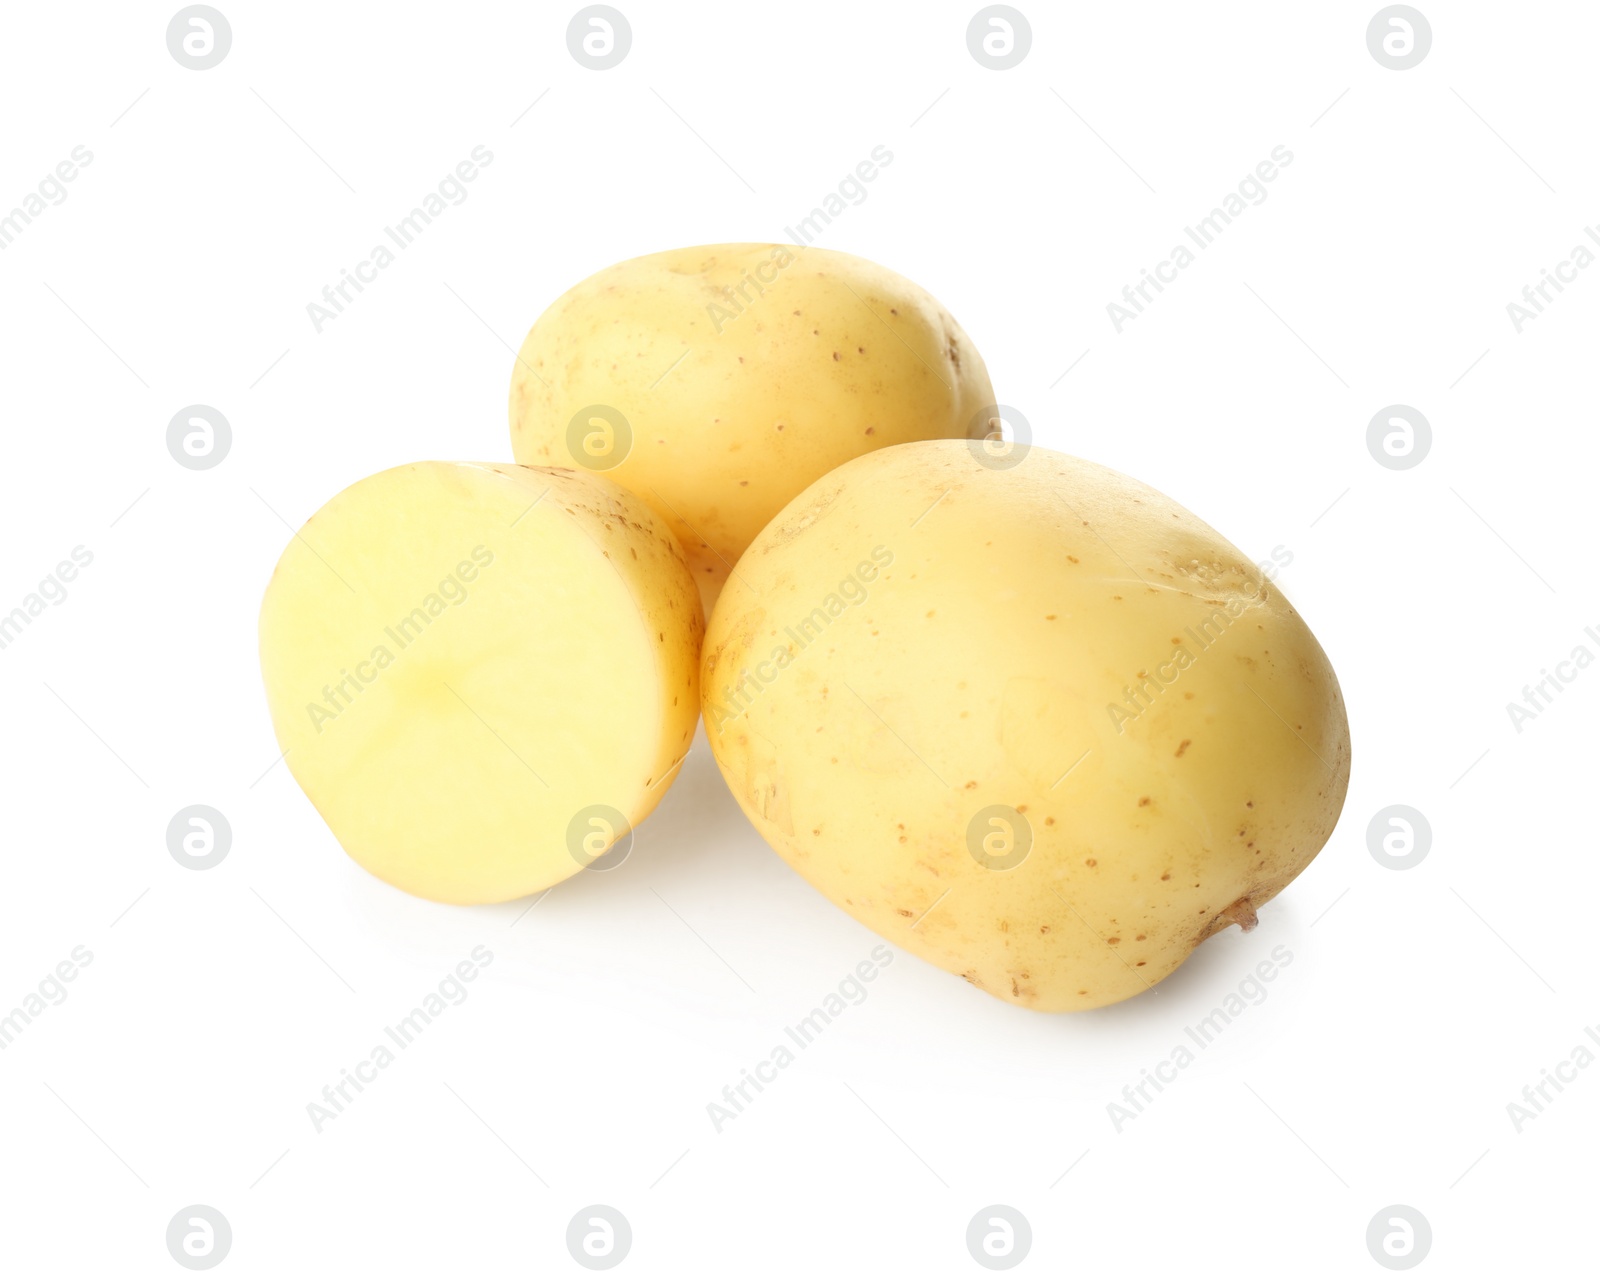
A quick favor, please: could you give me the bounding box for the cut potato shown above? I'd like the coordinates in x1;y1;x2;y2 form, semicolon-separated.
259;461;701;904
509;243;996;612
702;441;1350;1011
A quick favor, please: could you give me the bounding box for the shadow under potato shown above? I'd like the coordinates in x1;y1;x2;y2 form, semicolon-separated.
477;726;1309;1027
541;728;773;896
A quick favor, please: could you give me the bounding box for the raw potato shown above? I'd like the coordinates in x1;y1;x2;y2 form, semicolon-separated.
702;441;1351;1011
508;244;996;613
259;461;701;904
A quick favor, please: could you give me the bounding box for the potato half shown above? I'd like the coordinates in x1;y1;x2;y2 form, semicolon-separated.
259;462;701;903
702;441;1350;1011
508;244;996;613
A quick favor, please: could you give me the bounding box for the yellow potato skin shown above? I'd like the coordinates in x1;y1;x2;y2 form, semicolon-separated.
508;244;995;614
259;461;702;904
702;442;1351;1012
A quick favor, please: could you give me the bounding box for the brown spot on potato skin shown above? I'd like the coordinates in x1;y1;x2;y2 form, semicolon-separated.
1175;739;1191;757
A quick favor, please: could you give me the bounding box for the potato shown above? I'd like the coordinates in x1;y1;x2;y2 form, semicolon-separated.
508;244;996;613
259;461;701;904
702;441;1350;1011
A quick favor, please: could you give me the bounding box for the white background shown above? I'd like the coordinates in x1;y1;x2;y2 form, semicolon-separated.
1;1;1594;1271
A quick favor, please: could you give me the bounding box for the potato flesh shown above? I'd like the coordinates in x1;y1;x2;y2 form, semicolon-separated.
702;441;1351;1012
259;462;701;904
508;243;996;613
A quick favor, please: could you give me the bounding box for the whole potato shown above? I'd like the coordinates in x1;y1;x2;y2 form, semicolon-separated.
509;244;995;612
702;441;1351;1011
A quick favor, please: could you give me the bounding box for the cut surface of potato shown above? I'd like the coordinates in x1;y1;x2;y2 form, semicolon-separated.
260;461;701;904
509;243;996;612
702;441;1350;1011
